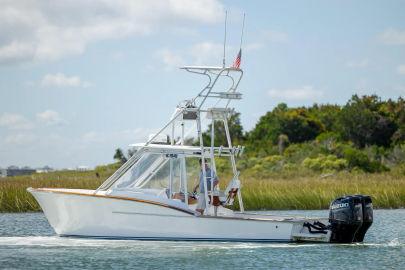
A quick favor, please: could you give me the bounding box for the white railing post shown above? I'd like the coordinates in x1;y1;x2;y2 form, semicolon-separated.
223;115;244;212
196;111;209;213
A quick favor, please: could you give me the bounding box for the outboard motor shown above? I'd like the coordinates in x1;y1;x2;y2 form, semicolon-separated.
329;195;365;243
353;195;373;242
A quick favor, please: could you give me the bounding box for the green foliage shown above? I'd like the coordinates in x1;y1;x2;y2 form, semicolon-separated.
248;104;324;152
95;163;121;175
390;98;405;144
302;154;348;172
0;169;107;212
113;148;127;164
202;112;244;146
338;95;397;147
283;142;324;163
387;144;405;164
340;145;388;173
308;104;341;131
240;173;405;210
277;134;289;154
215;157;232;174
239;95;405;174
2;168;404;212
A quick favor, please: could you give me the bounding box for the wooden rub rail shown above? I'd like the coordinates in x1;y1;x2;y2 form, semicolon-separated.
29;188;197;216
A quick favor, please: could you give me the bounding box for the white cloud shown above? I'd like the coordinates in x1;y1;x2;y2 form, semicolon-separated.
36;110;65;126
378;29;405;45
0;0;224;65
155;41;233;69
4;133;36;145
268;86;323;101
0;41;35;64
0;113;34;130
155;49;185;70
397;65;405;75
41;73;92;88
111;51;125;61
346;59;369;68
261;30;289;43
245;43;264;52
189;42;225;66
81;128;155;145
81;131;104;144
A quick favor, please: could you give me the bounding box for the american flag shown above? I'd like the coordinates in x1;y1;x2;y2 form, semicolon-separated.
232;49;242;69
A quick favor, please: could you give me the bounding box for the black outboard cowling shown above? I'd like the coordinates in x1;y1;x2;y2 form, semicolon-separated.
353;195;373;242
329;195;364;243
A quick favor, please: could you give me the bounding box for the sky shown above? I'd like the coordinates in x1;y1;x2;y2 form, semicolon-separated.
0;0;405;169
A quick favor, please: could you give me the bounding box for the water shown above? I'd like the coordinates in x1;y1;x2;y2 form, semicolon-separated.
0;210;404;269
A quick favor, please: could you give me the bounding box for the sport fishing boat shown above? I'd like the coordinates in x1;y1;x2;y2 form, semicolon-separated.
28;63;373;243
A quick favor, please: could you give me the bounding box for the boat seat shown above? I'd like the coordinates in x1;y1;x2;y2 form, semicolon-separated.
216;179;241;206
223;187;239;206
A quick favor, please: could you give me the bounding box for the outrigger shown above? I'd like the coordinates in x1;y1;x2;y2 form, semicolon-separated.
28;64;373;243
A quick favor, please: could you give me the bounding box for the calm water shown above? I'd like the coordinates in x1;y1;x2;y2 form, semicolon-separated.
0;210;404;269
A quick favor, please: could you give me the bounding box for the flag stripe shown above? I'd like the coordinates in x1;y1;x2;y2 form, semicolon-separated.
232;49;242;68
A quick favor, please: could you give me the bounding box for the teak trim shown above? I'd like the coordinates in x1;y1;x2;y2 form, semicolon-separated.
30;188;197;216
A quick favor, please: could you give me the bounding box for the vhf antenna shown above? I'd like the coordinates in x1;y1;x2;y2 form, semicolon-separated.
222;11;227;68
239;13;245;51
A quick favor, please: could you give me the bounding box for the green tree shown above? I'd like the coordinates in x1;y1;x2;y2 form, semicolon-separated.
340;145;387;172
388;97;405;144
114;148;127;164
308;104;341;132
202;112;245;146
247;104;324;152
338;95;397;147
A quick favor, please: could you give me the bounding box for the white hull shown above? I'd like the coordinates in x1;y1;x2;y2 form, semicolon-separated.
28;188;330;242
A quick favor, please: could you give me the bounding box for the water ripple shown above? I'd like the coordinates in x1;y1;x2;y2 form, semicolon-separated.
0;209;404;269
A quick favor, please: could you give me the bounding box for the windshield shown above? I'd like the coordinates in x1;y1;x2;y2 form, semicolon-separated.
110;152;161;189
109;152;184;194
108;151;221;200
136;157;180;190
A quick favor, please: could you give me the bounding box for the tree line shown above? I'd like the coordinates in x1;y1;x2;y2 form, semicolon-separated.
115;94;405;174
202;95;405;173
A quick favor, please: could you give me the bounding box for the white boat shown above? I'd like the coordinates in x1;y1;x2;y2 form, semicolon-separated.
29;65;373;243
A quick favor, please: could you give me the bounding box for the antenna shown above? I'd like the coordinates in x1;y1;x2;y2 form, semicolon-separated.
239;13;246;50
222;11;227;68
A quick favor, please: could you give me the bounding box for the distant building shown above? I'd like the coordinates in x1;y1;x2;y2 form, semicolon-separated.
1;166;36;177
36;166;54;173
77;166;91;171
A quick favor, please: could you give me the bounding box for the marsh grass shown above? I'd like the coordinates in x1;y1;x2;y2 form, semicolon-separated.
0;169;110;212
239;172;405;210
0;166;404;212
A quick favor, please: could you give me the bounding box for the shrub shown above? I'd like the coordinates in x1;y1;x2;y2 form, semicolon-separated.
342;146;388;172
302;154;348;172
316;132;341;152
